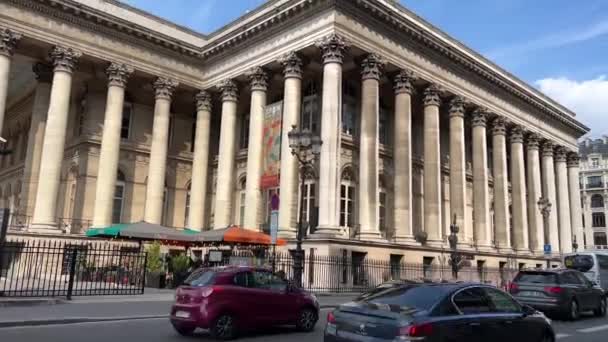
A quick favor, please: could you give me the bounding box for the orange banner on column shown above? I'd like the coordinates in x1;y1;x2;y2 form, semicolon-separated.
260;101;283;189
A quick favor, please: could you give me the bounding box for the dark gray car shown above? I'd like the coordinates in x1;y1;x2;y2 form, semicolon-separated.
509;269;606;320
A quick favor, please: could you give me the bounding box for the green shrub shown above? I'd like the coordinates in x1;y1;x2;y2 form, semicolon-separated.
171;254;190;273
146;242;163;274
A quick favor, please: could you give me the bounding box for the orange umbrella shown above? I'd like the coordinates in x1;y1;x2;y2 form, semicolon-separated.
196;225;287;246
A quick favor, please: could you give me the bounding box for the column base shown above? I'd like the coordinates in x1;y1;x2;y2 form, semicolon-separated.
457;242;475;251
310;225;341;239
357;231;385;242
497;246;514;254
476;244;496;253
28;223;63;235
278;229;296;239
393;235;418;245
425;239;445;248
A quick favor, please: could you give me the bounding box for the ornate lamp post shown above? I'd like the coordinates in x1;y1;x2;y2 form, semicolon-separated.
287;125;322;287
538;197;552;268
448;214;461;279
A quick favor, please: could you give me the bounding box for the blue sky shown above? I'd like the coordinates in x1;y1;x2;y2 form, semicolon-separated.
124;0;608;137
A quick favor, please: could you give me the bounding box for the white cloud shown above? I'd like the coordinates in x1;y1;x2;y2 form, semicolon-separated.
535;76;608;137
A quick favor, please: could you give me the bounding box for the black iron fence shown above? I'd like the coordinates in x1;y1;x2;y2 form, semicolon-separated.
0;239;146;298
208;250;520;293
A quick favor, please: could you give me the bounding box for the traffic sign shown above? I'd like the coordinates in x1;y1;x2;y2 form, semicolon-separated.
543;244;552;255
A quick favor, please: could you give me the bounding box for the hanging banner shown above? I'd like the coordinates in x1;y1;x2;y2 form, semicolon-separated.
260;101;283;189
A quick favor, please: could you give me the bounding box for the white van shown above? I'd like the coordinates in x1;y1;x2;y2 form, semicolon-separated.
563;251;608;295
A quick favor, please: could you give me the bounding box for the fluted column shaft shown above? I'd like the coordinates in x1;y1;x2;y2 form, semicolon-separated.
243;68;268;231
510;127;529;252
542;142;559;253
315;34;347;235
449;96;468;245
93;63;133;227
31;46;82;231
358;54;384;239
0;29;21;136
472;109;491;248
188;91;212;231
527;134;544;252
555;147;572;253
278;53;303;237
393;70;415;243
143;77;178;224
492;117;511;250
423;85;442;244
21;63;52;217
567;153;584;248
213;80;239;228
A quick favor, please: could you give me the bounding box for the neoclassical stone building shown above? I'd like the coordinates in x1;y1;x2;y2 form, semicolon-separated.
579;137;608;249
0;0;589;266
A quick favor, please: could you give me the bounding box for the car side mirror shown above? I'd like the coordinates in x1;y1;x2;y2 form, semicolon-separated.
522;305;536;316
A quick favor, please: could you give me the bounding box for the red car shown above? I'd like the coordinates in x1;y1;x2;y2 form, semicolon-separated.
170;266;319;340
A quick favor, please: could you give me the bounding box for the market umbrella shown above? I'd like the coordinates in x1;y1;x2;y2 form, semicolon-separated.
86;221;199;242
195;225;287;246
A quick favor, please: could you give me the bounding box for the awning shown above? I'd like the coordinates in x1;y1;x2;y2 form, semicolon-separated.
85;222;200;242
195;225;286;246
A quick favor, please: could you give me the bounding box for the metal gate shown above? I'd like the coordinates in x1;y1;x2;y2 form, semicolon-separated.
0;239;146;298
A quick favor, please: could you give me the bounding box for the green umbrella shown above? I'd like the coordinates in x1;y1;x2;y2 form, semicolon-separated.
86;222;199;242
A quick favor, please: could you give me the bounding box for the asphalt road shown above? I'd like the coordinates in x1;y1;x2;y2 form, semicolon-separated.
1;309;607;342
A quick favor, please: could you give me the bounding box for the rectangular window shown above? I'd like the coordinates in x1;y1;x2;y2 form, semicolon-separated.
342;99;357;135
239;191;246;227
594;232;608;246
423;256;434;279
301;95;320;134
592;213;606;227
240;115;250;149
111;183;124;224
168;116;174;147
588;176;603;188
120;104;132;139
592;158;600;168
390;254;403;280
190;122;196;153
184;190;190;227
379;191;387;235
340;184;355;228
379;107;389;145
300;182;315;225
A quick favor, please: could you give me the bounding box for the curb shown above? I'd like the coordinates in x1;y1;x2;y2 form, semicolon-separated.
0;315;168;328
0;298;66;307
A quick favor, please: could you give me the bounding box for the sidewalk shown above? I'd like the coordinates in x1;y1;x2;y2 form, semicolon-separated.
0;289;355;328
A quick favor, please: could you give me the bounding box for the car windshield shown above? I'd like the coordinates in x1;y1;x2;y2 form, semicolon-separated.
514;272;557;284
564;255;594;272
363;285;446;312
183;269;216;287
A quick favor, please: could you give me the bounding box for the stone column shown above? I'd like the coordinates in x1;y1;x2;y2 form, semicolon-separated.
393;70;416;243
243;67;268;231
472;109;492;249
357;54;384;240
422;84;442;245
314;33;348;236
567;153;584;248
491;117;511;251
526;134;544;253
0;28;21;136
30;46;81;232
143;77;178;224
278;52;303;238
448;96;468;246
20;63;52;216
188;91;212;231
555;147;573;253
92;63;134;227
510;126;529;252
541;141;559;254
213;80;239;228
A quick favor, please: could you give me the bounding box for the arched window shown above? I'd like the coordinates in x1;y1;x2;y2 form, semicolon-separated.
299;169;316;227
340;168;356;228
591;194;604;208
184;183;191;227
238;177;247;227
112;171;126;224
301;80;320;133
379;177;387;236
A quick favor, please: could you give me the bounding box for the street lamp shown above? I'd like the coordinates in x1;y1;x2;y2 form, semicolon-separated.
448;214;461;279
538;197;552;268
288;125;322;287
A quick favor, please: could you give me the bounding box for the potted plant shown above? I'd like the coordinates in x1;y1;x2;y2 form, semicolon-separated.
171;254;191;288
145;242;166;288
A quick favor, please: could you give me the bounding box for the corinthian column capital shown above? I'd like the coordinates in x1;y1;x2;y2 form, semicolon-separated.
527;133;540;150
393;69;416;95
567;152;580;168
279;51;303;79
195;90;212;112
247;66;268;91
219;79;239;102
315;33;349;64
423;84;441;107
106;62;134;88
509;125;524;144
448;96;466;118
542;140;554;157
554;146;568;162
360;53;385;81
0;28;22;57
49;46;82;73
153;77;179;100
491;116;507;136
472;108;489;127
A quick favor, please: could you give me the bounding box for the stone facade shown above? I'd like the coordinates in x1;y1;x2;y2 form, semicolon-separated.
579;137;608;249
0;0;589;267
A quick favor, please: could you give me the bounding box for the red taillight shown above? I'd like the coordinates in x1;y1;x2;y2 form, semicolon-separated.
508;282;519;293
327;311;336;324
400;323;433;337
544;286;563;294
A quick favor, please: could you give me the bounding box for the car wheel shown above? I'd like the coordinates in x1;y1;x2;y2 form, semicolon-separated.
296;308;317;332
594;297;607;317
172;323;195;336
210;314;237;340
567;299;580;321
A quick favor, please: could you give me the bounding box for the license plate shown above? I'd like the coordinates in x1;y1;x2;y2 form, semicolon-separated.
519;291;542;297
175;311;190;318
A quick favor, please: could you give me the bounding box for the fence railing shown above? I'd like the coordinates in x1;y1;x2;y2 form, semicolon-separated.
0;239;146;298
